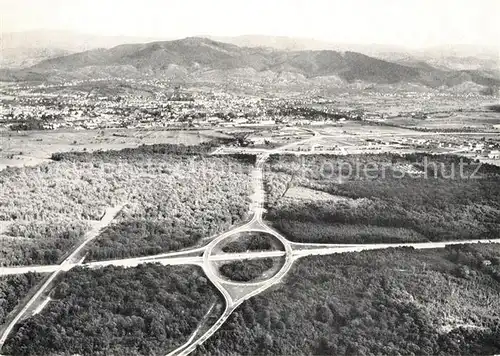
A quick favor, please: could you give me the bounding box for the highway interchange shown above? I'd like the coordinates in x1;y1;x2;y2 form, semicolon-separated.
1;129;499;355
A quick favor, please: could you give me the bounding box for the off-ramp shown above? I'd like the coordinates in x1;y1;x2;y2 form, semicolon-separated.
1;131;498;355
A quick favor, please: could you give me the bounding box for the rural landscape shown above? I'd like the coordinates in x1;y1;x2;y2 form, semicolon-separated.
1;0;500;355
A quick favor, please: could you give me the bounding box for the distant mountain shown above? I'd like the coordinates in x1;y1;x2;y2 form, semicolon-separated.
25;37;425;84
1;30;166;52
208;35;330;51
378;52;499;72
420;44;499;60
208;35;500;72
3;31;498;73
207;35;407;54
2;37;499;90
0;47;71;69
0;30;167;68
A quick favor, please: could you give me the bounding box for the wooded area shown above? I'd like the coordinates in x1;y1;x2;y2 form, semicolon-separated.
1;143;253;265
221;232;279;253
264;153;500;244
3;264;221;356
1;220;90;266
0;273;43;326
197;244;500;355
219;258;274;282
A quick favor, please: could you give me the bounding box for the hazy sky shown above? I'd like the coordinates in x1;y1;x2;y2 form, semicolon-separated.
1;0;499;48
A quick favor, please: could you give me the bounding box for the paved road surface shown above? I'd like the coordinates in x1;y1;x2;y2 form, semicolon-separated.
2;130;498;355
293;238;500;258
0;204;125;349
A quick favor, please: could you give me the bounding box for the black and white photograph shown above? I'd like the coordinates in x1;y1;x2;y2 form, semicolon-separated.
0;0;499;355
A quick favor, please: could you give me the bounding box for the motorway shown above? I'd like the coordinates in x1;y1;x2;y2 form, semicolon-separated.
162;129;500;355
0;203;126;349
4;238;500;277
293;238;500;257
0;251;288;276
1;129;499;355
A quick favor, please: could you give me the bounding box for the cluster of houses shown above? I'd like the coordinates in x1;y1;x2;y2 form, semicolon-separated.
2;84;367;132
366;137;500;159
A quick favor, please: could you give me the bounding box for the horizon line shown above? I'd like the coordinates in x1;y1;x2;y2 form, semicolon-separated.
2;29;499;51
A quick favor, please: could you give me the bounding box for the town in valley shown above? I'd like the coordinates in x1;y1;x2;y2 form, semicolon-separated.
1;1;500;355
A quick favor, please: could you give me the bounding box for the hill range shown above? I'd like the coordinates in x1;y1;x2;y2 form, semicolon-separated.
1;37;498;91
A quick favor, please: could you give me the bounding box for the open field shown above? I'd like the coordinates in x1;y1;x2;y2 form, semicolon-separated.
326;93;497;115
248;127;313;148
385;111;500;130
278;122;500;158
284;186;347;201
317;121;418;136
1;28;499;356
1;97;499;355
0;129;230;170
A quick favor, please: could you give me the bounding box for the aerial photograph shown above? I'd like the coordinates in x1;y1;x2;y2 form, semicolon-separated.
0;0;499;355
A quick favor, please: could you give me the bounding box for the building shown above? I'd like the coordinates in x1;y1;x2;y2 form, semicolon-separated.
489;150;500;159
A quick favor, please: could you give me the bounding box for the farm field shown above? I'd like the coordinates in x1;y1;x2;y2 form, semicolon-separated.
0;129;230;170
330;93;496;114
1;16;500;356
317;121;418;136
385;112;500;130
248;127;313;148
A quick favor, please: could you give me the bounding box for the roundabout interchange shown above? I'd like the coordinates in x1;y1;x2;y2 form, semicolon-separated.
1;131;500;355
